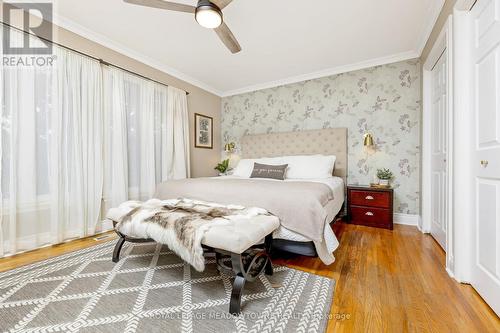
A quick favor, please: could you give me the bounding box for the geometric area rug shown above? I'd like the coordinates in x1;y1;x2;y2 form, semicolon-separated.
0;241;335;333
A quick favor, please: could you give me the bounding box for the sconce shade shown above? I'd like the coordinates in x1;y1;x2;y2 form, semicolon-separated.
224;142;236;153
363;133;374;147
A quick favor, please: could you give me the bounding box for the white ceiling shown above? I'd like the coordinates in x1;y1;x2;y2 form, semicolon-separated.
53;0;444;96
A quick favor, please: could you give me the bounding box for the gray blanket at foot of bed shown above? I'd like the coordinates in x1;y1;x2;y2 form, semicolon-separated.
155;178;333;243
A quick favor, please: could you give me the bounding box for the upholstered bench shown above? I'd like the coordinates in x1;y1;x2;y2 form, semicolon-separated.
111;214;280;314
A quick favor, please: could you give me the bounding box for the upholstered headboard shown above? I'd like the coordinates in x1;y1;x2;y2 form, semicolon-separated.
240;128;348;183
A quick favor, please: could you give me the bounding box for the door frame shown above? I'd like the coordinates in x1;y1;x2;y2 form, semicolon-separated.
422;17;454;274
448;7;474;283
454;0;477;10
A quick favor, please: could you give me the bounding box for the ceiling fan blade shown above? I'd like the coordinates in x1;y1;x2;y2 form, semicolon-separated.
211;0;233;10
214;22;241;54
123;0;196;13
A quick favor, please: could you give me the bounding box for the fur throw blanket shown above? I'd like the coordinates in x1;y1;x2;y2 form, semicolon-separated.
106;198;270;271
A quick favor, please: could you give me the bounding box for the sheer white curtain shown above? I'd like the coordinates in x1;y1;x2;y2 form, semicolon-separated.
102;68;128;209
102;68;189;211
51;48;103;242
166;86;190;179
0;32;103;256
1;37;54;256
1;29;190;258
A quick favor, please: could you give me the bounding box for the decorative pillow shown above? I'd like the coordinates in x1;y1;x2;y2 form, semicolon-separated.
283;155;336;179
232;157;284;178
250;163;288;180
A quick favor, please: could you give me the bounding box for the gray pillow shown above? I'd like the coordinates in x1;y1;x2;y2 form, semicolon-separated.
250;163;288;180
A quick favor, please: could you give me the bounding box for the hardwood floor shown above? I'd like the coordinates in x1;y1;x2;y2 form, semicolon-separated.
0;223;498;332
0;233;116;273
275;223;500;333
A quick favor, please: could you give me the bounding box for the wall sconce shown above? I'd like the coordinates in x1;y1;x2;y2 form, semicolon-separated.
224;142;240;170
363;133;374;147
224;142;236;153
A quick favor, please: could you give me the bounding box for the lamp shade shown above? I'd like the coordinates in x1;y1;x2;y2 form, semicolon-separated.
224;142;235;153
363;133;374;147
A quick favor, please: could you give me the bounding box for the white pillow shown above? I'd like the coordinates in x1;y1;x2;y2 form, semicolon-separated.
283;155;336;179
232;157;284;178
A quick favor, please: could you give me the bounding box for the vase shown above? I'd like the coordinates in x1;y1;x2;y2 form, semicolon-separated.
379;179;389;186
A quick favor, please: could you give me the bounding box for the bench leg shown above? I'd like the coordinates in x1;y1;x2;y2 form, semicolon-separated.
264;233;273;276
265;259;273;276
112;236;126;263
229;253;245;315
229;273;246;315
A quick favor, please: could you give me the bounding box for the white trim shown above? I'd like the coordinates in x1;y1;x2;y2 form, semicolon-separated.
223;0;443;98
48;15;424;98
446;267;456;279
454;0;476;10
394;214;420;226
423;20;449;70
416;0;446;55
450;8;473;283
445;17;456;279
422;17;456;277
221;50;419;97
421;69;432;234
49;1;444;98
50;14;223;97
416;216;426;233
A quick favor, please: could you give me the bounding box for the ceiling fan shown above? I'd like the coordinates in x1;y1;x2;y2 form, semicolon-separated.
123;0;241;54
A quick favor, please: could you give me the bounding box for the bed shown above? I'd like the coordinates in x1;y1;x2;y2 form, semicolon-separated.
155;128;347;264
239;128;347;262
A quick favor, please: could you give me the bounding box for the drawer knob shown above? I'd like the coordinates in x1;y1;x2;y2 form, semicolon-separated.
365;195;374;200
365;212;374;216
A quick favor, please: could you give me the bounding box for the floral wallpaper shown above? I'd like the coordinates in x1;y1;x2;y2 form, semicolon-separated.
221;60;421;215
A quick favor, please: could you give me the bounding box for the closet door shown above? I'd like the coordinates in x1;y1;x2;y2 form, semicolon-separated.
470;0;500;315
430;51;448;250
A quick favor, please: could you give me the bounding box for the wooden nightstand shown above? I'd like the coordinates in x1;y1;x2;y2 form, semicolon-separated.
347;185;394;230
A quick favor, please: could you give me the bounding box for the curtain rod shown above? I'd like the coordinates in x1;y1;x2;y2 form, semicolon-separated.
1;21;190;95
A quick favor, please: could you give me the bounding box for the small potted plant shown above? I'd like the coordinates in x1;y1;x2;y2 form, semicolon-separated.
214;159;230;176
376;168;393;187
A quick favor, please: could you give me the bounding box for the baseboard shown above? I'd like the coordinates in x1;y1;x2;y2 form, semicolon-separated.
394;213;419;226
446;267;458;281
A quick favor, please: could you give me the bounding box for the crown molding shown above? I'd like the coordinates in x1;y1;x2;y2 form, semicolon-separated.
222;0;443;97
49;0;443;98
220;50;419;97
416;0;446;55
50;14;223;96
454;0;476;11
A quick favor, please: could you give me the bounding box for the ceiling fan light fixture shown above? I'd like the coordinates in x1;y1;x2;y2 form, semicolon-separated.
195;2;223;29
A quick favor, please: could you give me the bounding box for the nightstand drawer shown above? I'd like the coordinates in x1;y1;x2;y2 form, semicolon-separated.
350;190;391;208
350;206;392;228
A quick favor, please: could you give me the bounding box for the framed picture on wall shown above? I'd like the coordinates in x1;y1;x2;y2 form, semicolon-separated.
194;113;213;149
